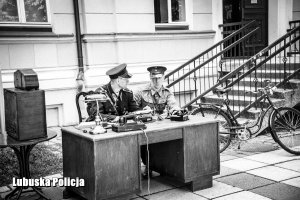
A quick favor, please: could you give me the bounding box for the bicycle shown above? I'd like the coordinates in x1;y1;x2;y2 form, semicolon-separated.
191;81;300;155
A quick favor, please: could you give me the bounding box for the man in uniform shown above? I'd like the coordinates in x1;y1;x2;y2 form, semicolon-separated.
86;63;138;122
134;66;180;178
134;66;180;118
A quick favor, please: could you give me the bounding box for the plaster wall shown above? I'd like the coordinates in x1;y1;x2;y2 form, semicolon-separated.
269;0;293;44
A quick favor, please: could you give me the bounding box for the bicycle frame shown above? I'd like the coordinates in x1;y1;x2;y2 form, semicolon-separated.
209;90;279;137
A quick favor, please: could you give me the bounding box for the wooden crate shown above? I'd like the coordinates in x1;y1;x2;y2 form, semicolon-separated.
4;88;47;140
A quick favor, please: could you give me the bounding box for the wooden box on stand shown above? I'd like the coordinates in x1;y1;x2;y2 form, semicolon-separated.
4;88;47;140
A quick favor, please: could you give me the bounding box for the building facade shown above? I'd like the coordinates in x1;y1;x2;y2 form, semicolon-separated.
0;0;299;131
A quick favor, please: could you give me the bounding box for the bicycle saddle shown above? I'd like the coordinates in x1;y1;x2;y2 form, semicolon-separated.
213;87;232;95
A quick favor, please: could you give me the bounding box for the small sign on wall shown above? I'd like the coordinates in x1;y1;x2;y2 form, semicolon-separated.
251;0;258;4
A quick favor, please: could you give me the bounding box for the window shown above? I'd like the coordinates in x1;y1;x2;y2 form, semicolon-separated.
0;0;51;26
154;0;186;23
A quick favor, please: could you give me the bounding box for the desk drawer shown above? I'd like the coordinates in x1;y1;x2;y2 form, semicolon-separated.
139;128;182;145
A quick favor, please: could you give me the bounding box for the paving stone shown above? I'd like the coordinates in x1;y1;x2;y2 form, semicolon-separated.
275;159;300;172
220;154;239;162
19;193;40;200
247;166;300;181
282;177;300;188
213;166;241;179
41;187;64;200
245;149;299;164
221;150;257;158
250;182;300;200
193;181;242;199
221;157;268;171
214;191;272;200
138;178;174;196
215;172;275;190
0;186;10;193
144;187;207;200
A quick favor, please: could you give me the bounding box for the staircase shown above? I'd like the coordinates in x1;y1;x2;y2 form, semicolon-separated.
166;20;300;132
166;20;259;106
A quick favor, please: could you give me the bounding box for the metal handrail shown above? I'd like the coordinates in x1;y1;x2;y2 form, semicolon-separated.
165;20;256;79
183;24;300;118
219;26;300;84
289;20;300;25
167;27;259;88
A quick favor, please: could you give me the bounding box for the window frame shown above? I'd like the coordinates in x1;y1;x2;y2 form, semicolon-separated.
154;0;189;30
0;0;52;27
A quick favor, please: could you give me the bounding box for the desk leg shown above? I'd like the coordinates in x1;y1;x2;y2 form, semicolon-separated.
4;145;50;200
189;175;213;192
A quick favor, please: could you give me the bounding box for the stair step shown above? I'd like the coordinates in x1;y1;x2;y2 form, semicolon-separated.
224;85;294;97
237;77;300;88
221;70;296;81
221;61;299;71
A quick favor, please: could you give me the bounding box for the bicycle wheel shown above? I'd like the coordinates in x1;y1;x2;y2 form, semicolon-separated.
191;106;233;153
270;107;300;155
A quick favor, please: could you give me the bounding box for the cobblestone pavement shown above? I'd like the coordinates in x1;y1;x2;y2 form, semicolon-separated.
1;128;299;200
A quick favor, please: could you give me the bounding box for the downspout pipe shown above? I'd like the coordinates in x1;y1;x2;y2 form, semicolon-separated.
73;0;85;92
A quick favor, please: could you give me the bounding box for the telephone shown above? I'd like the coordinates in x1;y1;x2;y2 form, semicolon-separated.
111;114;147;132
134;110;153;122
170;109;189;121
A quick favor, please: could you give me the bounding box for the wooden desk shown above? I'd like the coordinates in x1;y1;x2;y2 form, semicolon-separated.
62;116;219;200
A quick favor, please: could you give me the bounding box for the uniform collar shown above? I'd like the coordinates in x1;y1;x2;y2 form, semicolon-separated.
143;83;164;96
108;82;122;95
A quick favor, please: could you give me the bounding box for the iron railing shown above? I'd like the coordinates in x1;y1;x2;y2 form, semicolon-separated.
184;24;300;118
165;20;259;107
288;20;300;57
219;21;256;58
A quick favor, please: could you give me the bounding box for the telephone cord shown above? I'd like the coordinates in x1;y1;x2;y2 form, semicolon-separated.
141;128;151;195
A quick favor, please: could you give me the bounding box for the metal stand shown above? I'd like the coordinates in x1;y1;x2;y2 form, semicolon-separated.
5;145;50;200
85;96;107;135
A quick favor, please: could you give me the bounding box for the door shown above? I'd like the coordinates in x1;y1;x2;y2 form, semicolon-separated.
242;0;268;54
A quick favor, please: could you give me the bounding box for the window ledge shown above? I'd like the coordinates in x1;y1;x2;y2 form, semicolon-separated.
0;31;73;38
0;31;74;43
83;31;215;43
155;23;189;31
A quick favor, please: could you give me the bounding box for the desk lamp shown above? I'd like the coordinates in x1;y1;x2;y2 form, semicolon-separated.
85;94;108;134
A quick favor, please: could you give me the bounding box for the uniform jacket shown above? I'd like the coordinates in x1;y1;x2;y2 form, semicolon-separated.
134;83;180;114
86;83;138;121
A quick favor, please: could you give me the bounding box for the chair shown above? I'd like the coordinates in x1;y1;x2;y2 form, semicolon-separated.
75;91;95;123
